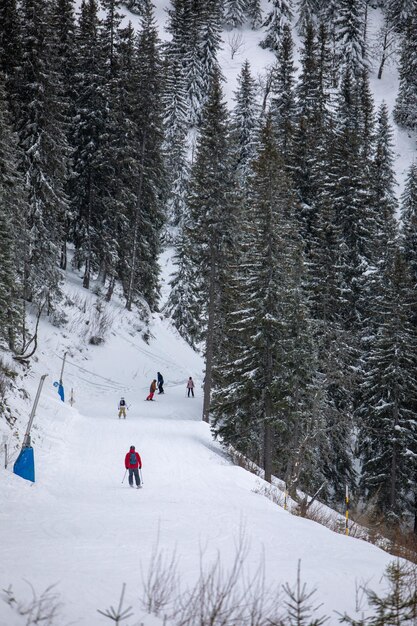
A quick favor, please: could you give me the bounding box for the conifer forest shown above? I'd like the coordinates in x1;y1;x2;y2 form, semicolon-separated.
1;0;417;531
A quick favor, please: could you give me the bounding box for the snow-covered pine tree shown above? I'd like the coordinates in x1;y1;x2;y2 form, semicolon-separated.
393;13;417;131
270;23;296;164
295;0;319;36
260;0;293;51
17;0;69;307
184;0;205;127
357;249;417;524
0;77;25;351
93;0;126;293
48;0;76;271
223;0;247;29
124;0;165;310
162;55;190;231
319;1;340;87
0;0;21;115
123;0;146;15
330;67;375;330
386;0;417;33
231;59;260;185
70;0;105;289
293;21;323;239
187;67;238;422
335;0;368;79
400;162;417;287
164;227;201;346
245;0;262;29
199;0;223;97
370;102;398;264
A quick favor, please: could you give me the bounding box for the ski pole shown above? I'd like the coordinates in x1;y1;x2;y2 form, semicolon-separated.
122;469;127;484
139;468;144;486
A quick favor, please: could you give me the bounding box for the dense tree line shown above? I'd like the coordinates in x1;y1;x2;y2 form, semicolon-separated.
1;0;417;528
167;0;417;529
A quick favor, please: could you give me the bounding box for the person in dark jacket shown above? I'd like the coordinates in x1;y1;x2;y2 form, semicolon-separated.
157;372;164;394
124;445;142;488
186;377;195;397
146;379;157;401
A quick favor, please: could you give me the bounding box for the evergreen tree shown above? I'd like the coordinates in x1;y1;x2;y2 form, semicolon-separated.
48;0;76;270
164;227;201;345
123;0;165;310
358;251;417;523
371;102;398;264
393;14;417;131
199;0;223;94
400;162;417;288
260;0;293;51
162;55;190;230
93;0;126;292
0;0;22;113
223;0;247;29
70;0;105;289
184;1;205;127
319;2;340;87
0;76;25;351
329;67;374;329
187;68;237;422
295;0;319;35
270;23;296;163
231;60;260;184
17;0;69;305
386;0;417;33
335;0;368;78
245;0;262;29
293;20;323;239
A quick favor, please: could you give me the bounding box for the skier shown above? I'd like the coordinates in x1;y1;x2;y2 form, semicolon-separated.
146;379;157;401
118;397;128;419
124;445;142;488
157;371;164;394
187;377;195;398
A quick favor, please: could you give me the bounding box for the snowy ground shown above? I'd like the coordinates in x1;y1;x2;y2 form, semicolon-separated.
0;269;401;626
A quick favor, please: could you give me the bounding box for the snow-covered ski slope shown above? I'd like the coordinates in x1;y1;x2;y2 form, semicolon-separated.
0;266;402;625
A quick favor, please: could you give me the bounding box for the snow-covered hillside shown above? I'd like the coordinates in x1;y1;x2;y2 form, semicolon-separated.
0;262;404;625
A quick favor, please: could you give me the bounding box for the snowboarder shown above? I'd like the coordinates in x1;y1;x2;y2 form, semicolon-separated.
187;377;195;398
124;445;142;488
146;379;157;401
157;371;164;394
118;397;128;419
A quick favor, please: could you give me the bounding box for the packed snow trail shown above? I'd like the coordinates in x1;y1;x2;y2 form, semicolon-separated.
0;312;400;625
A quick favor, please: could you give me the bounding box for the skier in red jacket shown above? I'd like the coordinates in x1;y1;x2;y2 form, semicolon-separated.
125;445;142;488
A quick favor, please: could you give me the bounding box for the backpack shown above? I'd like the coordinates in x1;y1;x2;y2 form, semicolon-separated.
120;399;126;406
129;452;137;466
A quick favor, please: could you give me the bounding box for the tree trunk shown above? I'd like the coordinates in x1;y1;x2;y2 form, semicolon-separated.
202;246;217;423
60;240;67;270
263;339;274;482
390;400;399;511
126;133;146;311
377;31;388;79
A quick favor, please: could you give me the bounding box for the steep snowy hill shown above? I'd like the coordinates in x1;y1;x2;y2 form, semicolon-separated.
0;266;403;625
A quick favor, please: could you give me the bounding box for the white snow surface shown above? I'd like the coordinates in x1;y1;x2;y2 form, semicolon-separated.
0;265;401;625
